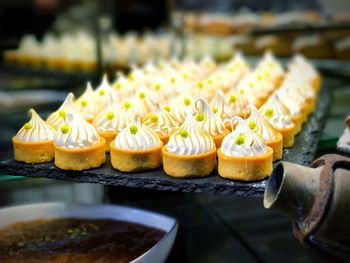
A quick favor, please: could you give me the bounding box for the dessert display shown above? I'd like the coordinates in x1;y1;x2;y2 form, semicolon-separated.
110;116;163;172
162;112;217;178
13;109;56;164
217;117;273;181
54;113;106;171
12;53;321;181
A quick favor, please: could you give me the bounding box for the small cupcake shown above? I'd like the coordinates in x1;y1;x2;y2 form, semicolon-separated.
259;93;295;148
218;117;273;181
162;112;216;178
93;94;131;152
13;109;56;163
110;116;163;172
143;104;179;144
46;93;77;130
194;98;229;147
246;105;283;161
54;113;106;171
76;82;100;123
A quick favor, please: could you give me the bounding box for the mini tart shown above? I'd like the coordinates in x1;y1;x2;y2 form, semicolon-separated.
110;142;163;172
266;133;283;161
279;124;295;148
13;138;54;164
100;131;118;152
54;138;106;171
162;146;216;178
217;147;273;181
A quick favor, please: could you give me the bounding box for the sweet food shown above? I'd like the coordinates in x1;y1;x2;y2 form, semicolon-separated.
194;98;229;147
76;82;100;123
13;109;56;163
218;116;273;181
162;112;216;178
246;105;283;161
259;93;295;148
46;93;77;130
54;113;105;170
143;104;179;144
110;116;163;172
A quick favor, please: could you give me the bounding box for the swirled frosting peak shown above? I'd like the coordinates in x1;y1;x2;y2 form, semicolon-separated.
221;116;267;157
15;109;55;142
54;112;100;149
95;74;112;109
76;82;100;121
195;97;227;137
114;115;161;150
166;111;215;155
259;93;293;130
246;105;279;141
47;93;77;130
143;104;179;136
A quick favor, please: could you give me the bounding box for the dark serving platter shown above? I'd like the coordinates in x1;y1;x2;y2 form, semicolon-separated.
0;86;330;197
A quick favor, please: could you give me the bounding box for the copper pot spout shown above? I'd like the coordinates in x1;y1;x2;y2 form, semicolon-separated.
264;154;350;262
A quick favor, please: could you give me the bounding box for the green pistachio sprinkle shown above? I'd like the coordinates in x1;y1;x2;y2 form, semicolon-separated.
248;120;256;130
180;129;189;138
239;89;244;94
265;108;274;118
197;81;204;88
235;134;246;145
229;95;236;103
150;114;158;122
128;74;135;81
99;90;106;96
196;113;205;122
212;107;218;114
257;75;263;81
164;106;171;112
184;98;191;106
130;125;138;134
207;79;213;85
154;83;161;90
61;124;70;134
24;122;33;129
106;112;114;120
81;99;88;107
58;109;66;118
115;82;122;89
182;73;189;79
248;82;254;88
170;77;176;83
124;102;131;109
139;92;146;99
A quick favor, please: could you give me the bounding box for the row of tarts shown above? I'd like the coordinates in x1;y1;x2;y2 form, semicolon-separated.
12;52;320;181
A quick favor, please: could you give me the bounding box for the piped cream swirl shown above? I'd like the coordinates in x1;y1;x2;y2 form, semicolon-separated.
47;93;77;130
259;93;293;130
221;117;267;157
76;82;100;121
15;109;55;142
143;104;179;136
114;116;161;150
54;112;100;149
246;105;279;141
195;98;227;136
167;111;215;155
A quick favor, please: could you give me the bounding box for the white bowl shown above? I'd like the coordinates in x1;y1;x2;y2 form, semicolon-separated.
0;203;178;263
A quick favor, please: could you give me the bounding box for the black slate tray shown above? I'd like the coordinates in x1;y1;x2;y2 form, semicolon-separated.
0;86;330;197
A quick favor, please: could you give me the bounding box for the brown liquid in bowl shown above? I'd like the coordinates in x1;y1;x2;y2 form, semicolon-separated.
0;218;166;263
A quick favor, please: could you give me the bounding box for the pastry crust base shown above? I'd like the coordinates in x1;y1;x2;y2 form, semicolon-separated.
99;131;118;152
278;124;296;148
217;147;273;181
266;133;283;162
54;139;106;171
162;146;217;178
12;137;54;164
110;143;163;172
292;113;304;135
